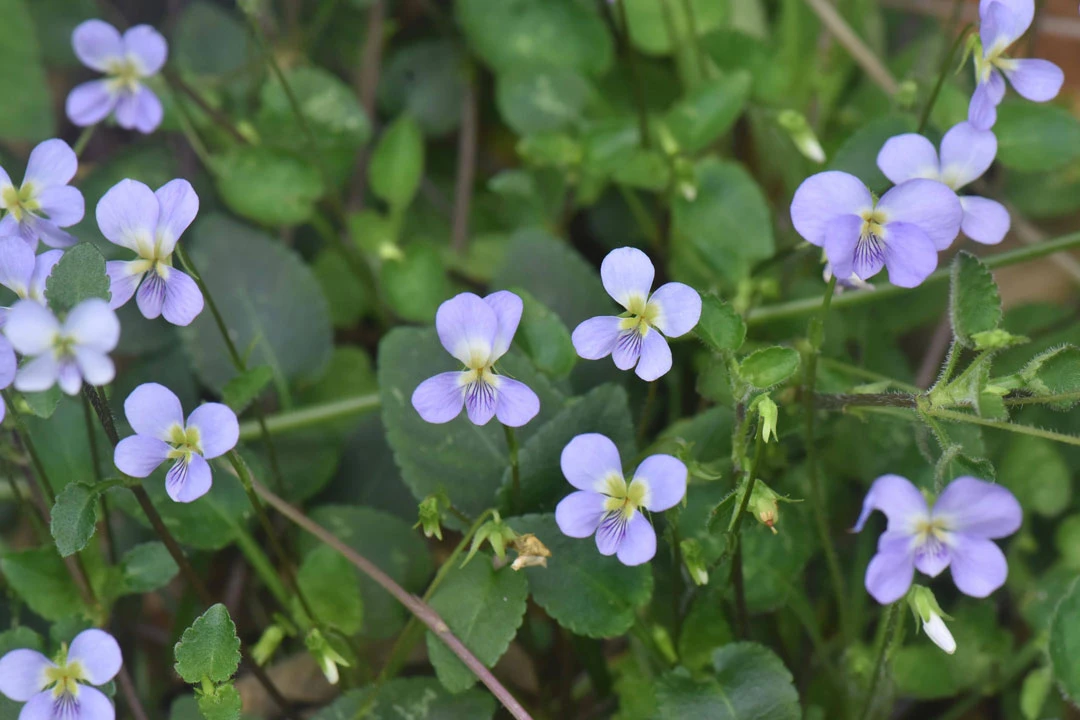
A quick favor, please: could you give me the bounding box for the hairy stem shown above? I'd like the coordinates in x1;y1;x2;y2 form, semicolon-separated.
72;125;97;157
859;602;899;720
801;0;899;94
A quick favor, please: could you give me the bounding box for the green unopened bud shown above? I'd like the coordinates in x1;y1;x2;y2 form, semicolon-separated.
752;395;779;443
414;495;446;541
306;629;350;685
673;157;697;201
895;80;918;109
462;512;518;567
656;123;680;157
251;624;286;666
680;538;709;586
777;110;825;164
907;585;955;655
748;481;781;533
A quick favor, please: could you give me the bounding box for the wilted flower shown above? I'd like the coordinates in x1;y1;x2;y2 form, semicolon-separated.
878;122;1009;245
66;20;167;134
572;247;701;381
412;291;540;427
0;237;62;325
0;628;122;720
854;474;1022;603
2;299;119;395
0;140;84;249
908;585;956;654
555;433;687;566
114;382;239;503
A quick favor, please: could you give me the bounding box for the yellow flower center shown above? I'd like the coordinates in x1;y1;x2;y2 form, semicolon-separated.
43;652;87;700
105;57;143;94
2;183;40;222
913;516;950;547
859;208;887;240
601;473;648;520
618;295;660;337
166;424;203;462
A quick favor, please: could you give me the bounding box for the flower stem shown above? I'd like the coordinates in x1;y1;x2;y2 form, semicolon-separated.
917;24;973;133
599;0;651;148
859;602;900;720
72;124;97;158
729;423;765;639
504;425;521;513
82;393;118;565
637;381;658;447
237;394;380;440
3;391;55;506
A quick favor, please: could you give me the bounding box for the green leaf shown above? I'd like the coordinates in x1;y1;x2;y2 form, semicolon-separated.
696;295;746;353
1020;666;1053;720
999;435;1070;517
45;243;111;315
995;100;1080;172
950;251;1002;347
828;114;916;194
22;396;107;492
655;643;800;719
196;683;242;720
511;288;576;377
678;588;733;671
1020;344;1080;405
624;0;727;56
50;483;99;557
114;474;250;551
313;248;370;328
174;1;251;77
380;40;467;138
739;347;800;389
298;545;364;635
496;67;593;136
426;558;528;692
381;244;450;323
119;542;179;595
369;115;424;210
665;71;751;154
17;386;62;418
311;678;495;720
221;366;273;414
213;147;324;227
0;0;53;139
509;514;652;638
174;604;241;684
1;547;86;622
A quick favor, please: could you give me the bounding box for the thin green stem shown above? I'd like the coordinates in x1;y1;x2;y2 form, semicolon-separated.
604;0;651;147
3;391;55;506
818;357;921;393
504;426;521;513
934;342;962;388
238;394;380;440
859;603;899;720
82;393;117;565
0;445;49;540
618;186;662;252
1004;390;1080;406
679;0;710;80
232;522;292;610
72;125;97;157
637;382;659;447
166;84;216;169
917;25;973;133
163;69;250;145
728;428;765;639
926;407;1080;447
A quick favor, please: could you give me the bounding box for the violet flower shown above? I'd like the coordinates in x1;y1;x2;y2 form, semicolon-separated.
877;122;1009;246
0;236;62;325
0;337;13;424
0;140;84;249
790;172;962;287
114;382;240;503
969;0;1063;129
854;474;1022;604
571;247;701;381
2;299;119;396
0;628;122;720
97;178;204;326
66;20;167;134
411;291;540;427
555;433;687;566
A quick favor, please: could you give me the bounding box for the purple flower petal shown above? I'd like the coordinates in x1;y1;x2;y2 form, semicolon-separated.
24;139;77;189
876;133;940;185
616;512;656;566
494;376;539;427
647;282;701;338
14;355;59;393
595;512;625;556
153;179;199;257
933;476;1022;538
29;250;62;301
560;433;623;492
790;171;872;247
166;454;212;503
96;179;159;254
1004;58;1064;102
464;379;498;425
105;260;147;309
125;382;183;440
635;329;671;381
411;371;466;424
37;186;85;228
33;219;78;249
865;531;916;604
0;649;52;700
0;167;10;193
968;74;1004;130
137;273;166;319
555;490;607;538
67;629;122;685
601;247;654;310
122;25;168;76
882;222;938;288
65;298;119;353
114;435;171;477
57;358;83;395
939;122;997;189
0;337;14;389
186;403;239;459
914;540;951;577
66;80;118;128
981;0;1025;51
71;685;115;720
115;87;163;134
631;454;687;512
436;292;497;368
878;178;962;251
0;236;34;295
18;691;59;720
0;214;33;247
483;290;522;362
959;196;1010;245
948;534;1008;597
978;0;1033;36
74;348;115;388
821;214;866;281
4;299;59;355
72;20;123;72
161;268;203;326
854;474;928;532
612;330;641;371
571;316;621;360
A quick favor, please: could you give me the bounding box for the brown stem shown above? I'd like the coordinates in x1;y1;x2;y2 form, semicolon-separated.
116;666;150;720
451;78;478;254
162;69;250;146
813;392;919;410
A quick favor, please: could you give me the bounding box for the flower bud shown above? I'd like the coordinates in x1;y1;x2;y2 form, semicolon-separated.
752;395;778;443
251;624;287;666
414;495;446;541
462;512;519;567
680;538;709;586
777;110;825;164
306;629;350;685
748;481;781;534
907;585;956;655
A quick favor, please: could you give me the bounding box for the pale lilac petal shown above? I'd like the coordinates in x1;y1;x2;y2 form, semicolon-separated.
939;122;997;189
494;376;539;427
58;359;83;395
979;0;1033;37
33;219;77;249
571;316;621;360
612;331;641;371
66;81;119;128
0;215;33;247
14;355;59;393
411;371;466;424
124;382;183;440
153;179;198;257
631;454;687;512
981;1;1025;51
822;214;866;281
876;134;940;185
36;186;84;228
647;282;701;338
72;19;124;72
483;290;522;362
105;260;146;309
114;86;163;135
616;512;657;566
114;435;171;477
635;329;671;381
1004;58;1064;102
67;629;122;685
24;139;77;189
166;454;212;503
136;273;165;319
561;433;623;492
914;541;951;577
866;531;916;604
555;490;606;538
600;247;655;310
0;396;5;424
0;167;10;196
186;403;239;459
933;476;1022;538
790;171;872;247
595;513;625;556
3;300;59;355
854;474;929;532
95;179;159;254
29;250;63;301
122;25;167;76
959;196;1010;245
0;337;14;388
435;292;497;367
0;236;34;295
464;380;497;425
71;685;115;720
161;268;203;326
0;649;52;700
968;72;1006;130
882;222;939;288
74;349;115;388
18;692;58;720
948;534;1008;597
878;178;962;250
65;298;119;352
